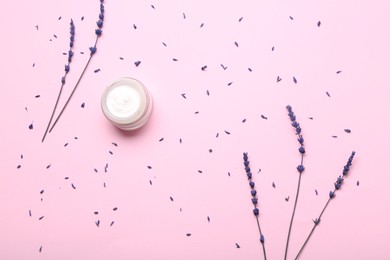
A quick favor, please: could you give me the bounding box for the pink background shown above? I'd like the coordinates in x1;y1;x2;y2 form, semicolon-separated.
1;0;390;259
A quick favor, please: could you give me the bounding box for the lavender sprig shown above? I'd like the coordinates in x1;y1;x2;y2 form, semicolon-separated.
294;151;356;260
41;19;75;142
243;152;267;260
47;0;105;134
284;105;305;260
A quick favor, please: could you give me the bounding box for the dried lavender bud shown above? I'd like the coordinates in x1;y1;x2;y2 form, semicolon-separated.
297;137;304;145
251;190;257;197
247;173;252;180
89;46;97;55
61;76;65;84
95;28;102;36
253;208;259;216
249;181;255;189
298;146;305;154
260;234;265;243
313;218;320;225
329;191;336;198
99;13;104;20
245;167;251;173
96;20;103;28
244;161;249;167
297;165;305;173
65;65;70;72
251;198;258;205
343;165;350;176
296;127;302;134
291;121;299;128
243;152;248;161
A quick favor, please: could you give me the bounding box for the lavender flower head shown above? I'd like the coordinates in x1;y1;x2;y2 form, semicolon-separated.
243;153;260;216
62;19;76;84
286;105;305;173
90;0;105;55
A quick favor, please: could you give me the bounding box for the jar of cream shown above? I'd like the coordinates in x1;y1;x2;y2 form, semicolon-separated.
101;77;153;130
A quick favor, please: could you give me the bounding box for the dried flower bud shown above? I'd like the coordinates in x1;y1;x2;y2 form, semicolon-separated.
96;20;103;28
260;234;265;243
99;13;104;20
299;146;305;154
251;190;257;197
297;165;305;173
61;76;65;84
245;167;251;173
291;121;299;128
251;198;258;205
65;65;70;72
95;28;102;36
246;173;252;180
313;218;320;225
244;161;249;167
329;191;336;198
249;181;255;189
89;46;97;55
297;137;304;145
243;152;248;161
253;208;259;216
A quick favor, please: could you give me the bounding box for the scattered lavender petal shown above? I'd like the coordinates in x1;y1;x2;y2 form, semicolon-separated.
170;196;174;201
206;90;210;95
317;21;321;27
261;115;268;120
173;58;178;61
285;196;290;201
39;246;42;253
272;182;276;188
235;243;241;248
181;93;186;99
207;216;210;222
326;91;331;97
29;123;33;130
315;189;318;195
234;41;239;47
201;65;207;71
357;180;360;186
242;119;246;123
58;16;62;20
35;95;40;98
39;216;44;220
198;170;203;173
40;190;44;194
113;207;118;211
95;220;100;227
239;17;243;22
151;4;155;9
119;57;124;60
200;23;204;28
224;130;231;135
149;180;153;185
109;151;113;155
293;76;297;84
289;16;294;20
81;102;85;108
336;70;342;74
186;233;191;237
81;16;84;21
94;68;100;73
134;61;141;67
221;64;227;70
112;142;118;146
194;111;199;114
133;24;137;29
29;210;32;217
332;135;338;138
147;166;152;169
272;46;275;51
277;76;282;82
227;82;233;86
228;172;231;176
71;183;76;189
110;221;114;226
183;12;186;19
64;143;68;147
208;149;213;153
159;137;164;142
344;129;352;133
248;68;252;72
162;42;167;47
94;211;99;215
17;165;21;169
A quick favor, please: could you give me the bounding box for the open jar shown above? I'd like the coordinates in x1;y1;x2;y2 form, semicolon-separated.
101;77;153;130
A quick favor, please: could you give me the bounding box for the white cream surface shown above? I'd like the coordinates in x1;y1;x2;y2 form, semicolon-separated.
106;85;141;118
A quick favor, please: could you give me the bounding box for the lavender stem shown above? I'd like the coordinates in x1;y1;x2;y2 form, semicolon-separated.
294;151;355;259
284;153;303;260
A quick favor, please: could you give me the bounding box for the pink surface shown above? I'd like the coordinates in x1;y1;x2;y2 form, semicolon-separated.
1;0;390;259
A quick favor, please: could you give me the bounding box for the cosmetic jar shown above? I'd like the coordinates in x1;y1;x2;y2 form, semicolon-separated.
101;77;152;130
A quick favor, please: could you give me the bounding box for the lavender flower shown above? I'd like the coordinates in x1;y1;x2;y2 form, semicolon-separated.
41;19;76;142
284;105;306;260
243;152;267;260
295;151;356;259
45;0;106;136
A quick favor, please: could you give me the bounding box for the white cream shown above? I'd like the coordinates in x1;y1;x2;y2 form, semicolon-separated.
101;78;153;131
106;85;141;118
